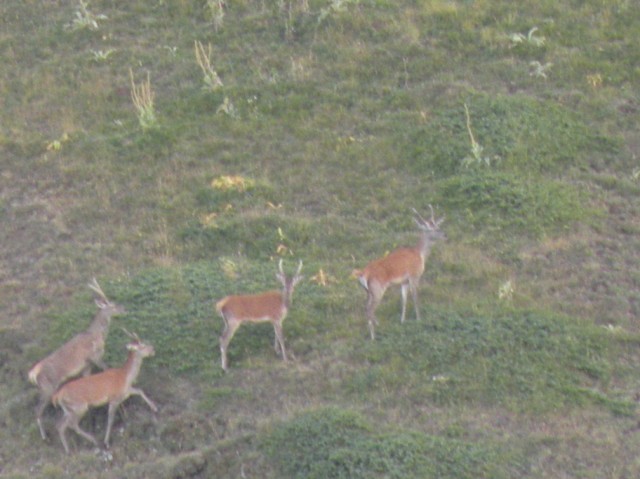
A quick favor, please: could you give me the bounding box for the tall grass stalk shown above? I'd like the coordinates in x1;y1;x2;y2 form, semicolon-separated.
194;41;224;91
461;103;493;168
129;69;158;130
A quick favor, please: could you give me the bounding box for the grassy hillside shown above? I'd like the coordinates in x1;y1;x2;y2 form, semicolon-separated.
1;0;640;477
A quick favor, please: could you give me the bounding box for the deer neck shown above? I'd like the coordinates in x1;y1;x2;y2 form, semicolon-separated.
87;310;112;337
281;284;294;310
123;351;144;387
416;232;434;261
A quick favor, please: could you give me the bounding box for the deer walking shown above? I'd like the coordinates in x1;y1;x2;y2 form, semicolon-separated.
28;279;125;440
216;259;304;371
51;332;157;454
353;207;445;340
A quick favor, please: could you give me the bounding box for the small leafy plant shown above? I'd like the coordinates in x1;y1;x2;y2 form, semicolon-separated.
498;279;514;301
216;96;237;118
66;0;107;31
509;26;545;47
90;49;116;62
318;0;360;25
529;61;553;79
210;175;255;192
205;0;225;31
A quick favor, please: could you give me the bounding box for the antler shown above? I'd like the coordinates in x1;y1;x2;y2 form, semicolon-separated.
412;207;429;227
87;278;109;301
121;328;141;343
277;259;304;278
295;259;303;277
431;204;445;227
412;206;445;229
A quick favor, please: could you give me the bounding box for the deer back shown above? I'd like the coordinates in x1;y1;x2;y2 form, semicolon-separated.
217;291;285;322
52;340;154;409
28;279;124;392
358;247;424;288
52;368;123;409
28;330;105;393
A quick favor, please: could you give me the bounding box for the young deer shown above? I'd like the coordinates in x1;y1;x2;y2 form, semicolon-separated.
353;207;445;340
28;279;125;440
51;332;157;454
216;259;304;371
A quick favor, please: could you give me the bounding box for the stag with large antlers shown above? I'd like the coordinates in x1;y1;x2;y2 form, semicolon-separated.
52;331;157;454
352;206;445;340
28;279;125;440
216;259;304;371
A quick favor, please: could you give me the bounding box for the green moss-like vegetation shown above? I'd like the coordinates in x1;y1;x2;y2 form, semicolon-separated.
352;310;631;415
401;94;621;177
437;170;591;239
261;407;522;479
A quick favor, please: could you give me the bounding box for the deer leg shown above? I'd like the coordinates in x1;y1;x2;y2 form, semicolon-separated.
272;321;287;361
104;402;119;448
35;394;50;440
129;387;158;412
400;283;409;323
365;286;382;341
272;324;281;355
58;406;97;452
409;279;420;321
72;419;99;449
219;318;240;371
56;412;72;454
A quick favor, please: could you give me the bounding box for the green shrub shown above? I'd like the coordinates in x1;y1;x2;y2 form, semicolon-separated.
401;94;620;177
261;407;518;479
351;310;632;415
181;212;314;260
436;170;591;239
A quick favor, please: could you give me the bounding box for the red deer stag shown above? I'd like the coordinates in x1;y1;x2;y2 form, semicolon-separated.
353;207;445;340
28;278;125;440
51;331;157;454
216;259;304;371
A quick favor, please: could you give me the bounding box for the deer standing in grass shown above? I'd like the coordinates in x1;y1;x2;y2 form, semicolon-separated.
216;259;304;371
28;279;125;441
51;331;157;454
352;207;445;340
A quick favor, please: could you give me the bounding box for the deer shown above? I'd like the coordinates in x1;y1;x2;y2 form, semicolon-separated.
216;259;304;371
51;331;157;454
27;278;125;441
352;206;445;340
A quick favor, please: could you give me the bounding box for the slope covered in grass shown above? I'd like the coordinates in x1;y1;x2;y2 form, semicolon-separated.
1;0;639;477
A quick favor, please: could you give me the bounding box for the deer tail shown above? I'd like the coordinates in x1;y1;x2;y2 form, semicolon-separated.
215;297;229;315
28;361;43;386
